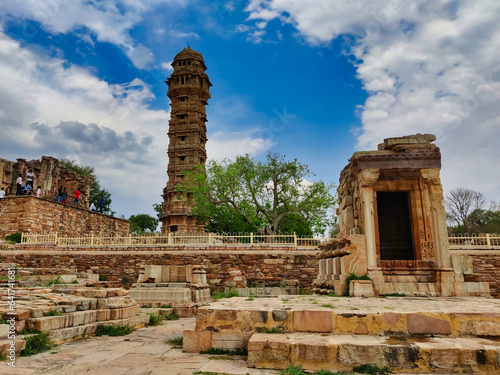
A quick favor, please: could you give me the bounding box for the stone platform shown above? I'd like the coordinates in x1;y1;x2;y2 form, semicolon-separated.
184;296;500;373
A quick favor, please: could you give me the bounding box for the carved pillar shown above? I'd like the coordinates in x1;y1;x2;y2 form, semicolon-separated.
359;169;380;269
421;168;451;268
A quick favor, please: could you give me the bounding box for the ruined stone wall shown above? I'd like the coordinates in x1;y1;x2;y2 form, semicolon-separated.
0;196;128;237
450;250;500;298
1;156;92;206
0;245;319;291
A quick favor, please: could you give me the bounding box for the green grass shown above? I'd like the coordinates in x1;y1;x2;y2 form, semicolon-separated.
200;347;248;356
255;327;283;334
72;280;79;284
246;294;256;301
95;325;133;336
20;328;41;335
352;364;393;374
148;312;164;326
380;293;407;297
165;336;183;347
280;365;352;375
141;305;152;308
298;289;312;295
321;304;335;309
98;274;108;281
160;304;172;308
20;333;54;356
44;309;63;316
0;353;7;361
46;277;63;287
327;292;337;297
164;312;179;320
5;232;22;244
0;319;9;324
211;289;239;301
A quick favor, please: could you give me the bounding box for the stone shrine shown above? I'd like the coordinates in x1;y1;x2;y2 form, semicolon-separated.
314;134;489;297
161;47;211;233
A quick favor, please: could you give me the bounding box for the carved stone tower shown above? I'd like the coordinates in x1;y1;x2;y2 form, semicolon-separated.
161;47;211;233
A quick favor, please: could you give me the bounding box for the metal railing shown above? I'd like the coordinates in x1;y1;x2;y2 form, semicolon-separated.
20;232;331;248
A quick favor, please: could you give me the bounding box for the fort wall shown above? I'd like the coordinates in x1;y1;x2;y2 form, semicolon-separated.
0;196;129;237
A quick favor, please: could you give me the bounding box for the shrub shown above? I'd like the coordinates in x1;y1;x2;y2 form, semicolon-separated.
321;304;335;309
46;277;62;287
211;289;239;301
44;309;63;316
166;336;183;347
98;274;108;281
160;304;172;308
95;325;133;336
0;353;6;361
344;273;372;296
148;312;164;326
120;277;129;286
256;327;282;334
21;333;54;356
200;347;248;356
5;233;22;244
19;328;41;335
164;313;179;321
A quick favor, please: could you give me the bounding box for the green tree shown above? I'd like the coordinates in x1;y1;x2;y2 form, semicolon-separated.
59;159;114;215
179;152;336;235
152;203;163;220
129;214;159;234
445;188;485;234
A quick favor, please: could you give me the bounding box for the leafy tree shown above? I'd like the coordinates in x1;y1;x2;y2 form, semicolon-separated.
129;214;159;234
59;159;114;215
178;152;336;235
152;203;163;220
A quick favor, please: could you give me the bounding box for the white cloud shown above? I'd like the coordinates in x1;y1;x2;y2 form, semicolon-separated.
0;0;187;69
244;0;500;201
0;30;169;217
161;61;174;71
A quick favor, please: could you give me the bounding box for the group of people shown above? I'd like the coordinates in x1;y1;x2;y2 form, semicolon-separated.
1;170;105;214
14;171;42;197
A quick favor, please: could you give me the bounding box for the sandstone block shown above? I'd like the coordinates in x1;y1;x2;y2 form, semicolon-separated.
212;330;249;349
349;280;374;297
272;310;288;322
0;338;26;356
248;333;291;369
97;296;134;309
214;309;237;322
183;329;212;353
0;324;9;338
106;288;129;297
407;314;451;335
72;289;107;298
293;310;332;333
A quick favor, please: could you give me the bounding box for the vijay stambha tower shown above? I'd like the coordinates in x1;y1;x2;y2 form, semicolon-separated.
161;47;211;233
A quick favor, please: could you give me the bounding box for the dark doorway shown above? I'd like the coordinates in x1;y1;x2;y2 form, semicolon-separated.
170;225;178;233
376;192;415;260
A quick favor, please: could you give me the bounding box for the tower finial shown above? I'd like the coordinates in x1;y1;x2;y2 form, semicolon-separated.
187;41;190;49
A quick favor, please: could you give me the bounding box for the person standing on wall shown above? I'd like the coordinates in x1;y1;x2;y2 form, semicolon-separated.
74;188;81;205
26;169;35;189
62;188;68;204
0;187;5;199
36;186;42;197
15;174;23;195
99;194;105;213
57;185;63;203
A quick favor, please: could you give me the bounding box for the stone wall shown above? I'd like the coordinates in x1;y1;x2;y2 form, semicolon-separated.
0;196;129;237
0;245;319;291
450;250;500;298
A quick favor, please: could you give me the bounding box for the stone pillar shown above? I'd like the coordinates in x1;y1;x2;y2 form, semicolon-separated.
359;169;380;269
421;169;451;269
318;259;327;281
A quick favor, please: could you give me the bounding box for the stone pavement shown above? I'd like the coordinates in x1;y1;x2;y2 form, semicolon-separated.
2;318;278;375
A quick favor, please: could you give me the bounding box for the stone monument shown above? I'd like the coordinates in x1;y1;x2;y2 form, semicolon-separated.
314;134;489;297
161;47;211;233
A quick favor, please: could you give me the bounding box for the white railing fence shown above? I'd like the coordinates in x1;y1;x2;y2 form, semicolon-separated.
20;232;500;249
20;232;331;248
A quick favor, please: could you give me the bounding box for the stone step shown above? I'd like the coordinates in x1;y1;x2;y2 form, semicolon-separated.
384;275;432;283
247;332;500;374
382;283;440;296
26;306;140;332
48;313;150;345
0;338;26;356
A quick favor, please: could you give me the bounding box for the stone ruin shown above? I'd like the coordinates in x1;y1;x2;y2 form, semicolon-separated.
129;265;211;316
314;134;489;297
0;156;92;206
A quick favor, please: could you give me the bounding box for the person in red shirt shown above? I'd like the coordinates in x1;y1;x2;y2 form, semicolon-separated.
74;188;81;205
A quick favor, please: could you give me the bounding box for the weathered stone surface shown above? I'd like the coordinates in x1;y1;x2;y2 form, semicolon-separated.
248;333;291;369
183;329;212;353
407;314;451;335
293;310;332;333
0;324;9;338
212;330;249;349
0;338;26;356
72;289;107;298
272;310;288;322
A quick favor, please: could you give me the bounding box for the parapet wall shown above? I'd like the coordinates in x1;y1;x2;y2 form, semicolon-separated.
0;196;129;237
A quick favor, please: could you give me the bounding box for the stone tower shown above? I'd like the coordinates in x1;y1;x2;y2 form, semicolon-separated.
161;47;211;233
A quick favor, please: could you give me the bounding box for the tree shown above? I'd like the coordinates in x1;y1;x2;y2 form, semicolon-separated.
129;214;159;234
152;203;163;220
179;152;336;235
59;159;114;215
445;188;485;234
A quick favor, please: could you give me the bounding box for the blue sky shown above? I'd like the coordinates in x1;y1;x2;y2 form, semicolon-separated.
0;0;499;221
